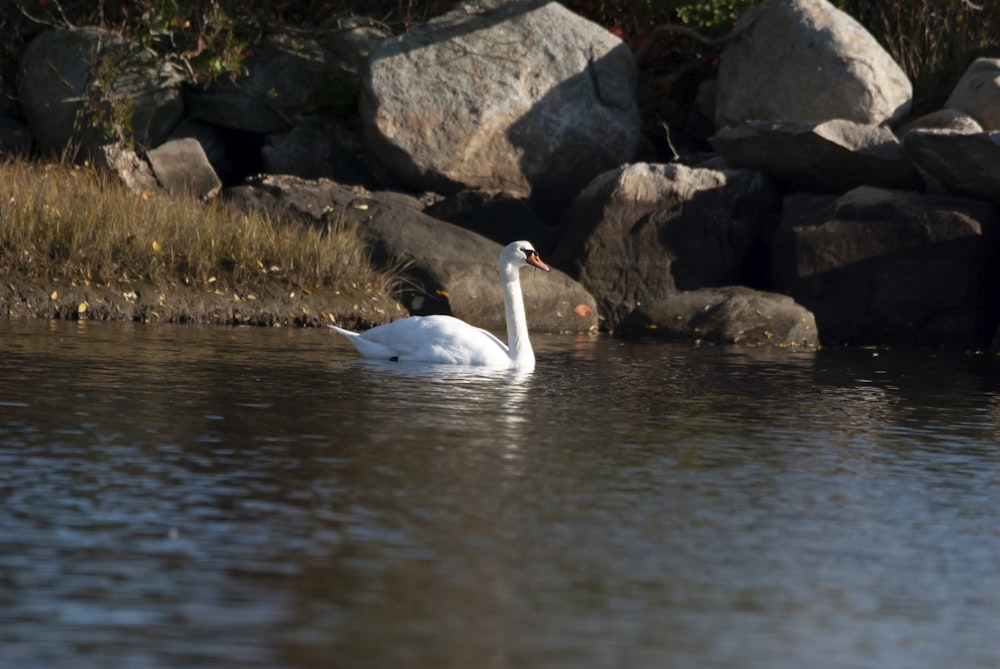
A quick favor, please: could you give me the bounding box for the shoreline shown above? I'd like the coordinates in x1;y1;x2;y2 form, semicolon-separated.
0;279;404;329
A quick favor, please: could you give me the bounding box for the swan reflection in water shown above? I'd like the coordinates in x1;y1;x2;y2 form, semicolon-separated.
345;357;534;417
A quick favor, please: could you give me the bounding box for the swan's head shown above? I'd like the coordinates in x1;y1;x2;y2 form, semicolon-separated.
502;241;550;273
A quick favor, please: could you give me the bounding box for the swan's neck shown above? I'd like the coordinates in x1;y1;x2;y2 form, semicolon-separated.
501;263;534;368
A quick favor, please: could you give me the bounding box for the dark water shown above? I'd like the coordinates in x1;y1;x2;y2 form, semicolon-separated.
2;319;1000;669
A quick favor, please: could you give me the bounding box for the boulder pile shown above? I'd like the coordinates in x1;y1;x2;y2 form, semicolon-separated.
5;0;1000;351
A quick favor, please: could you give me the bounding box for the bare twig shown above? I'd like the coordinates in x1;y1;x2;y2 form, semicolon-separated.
14;0;75;29
635;16;758;64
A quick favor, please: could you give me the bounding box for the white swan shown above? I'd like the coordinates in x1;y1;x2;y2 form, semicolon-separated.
330;241;550;369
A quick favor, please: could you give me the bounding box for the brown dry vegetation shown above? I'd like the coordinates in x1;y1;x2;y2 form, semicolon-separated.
0;161;400;326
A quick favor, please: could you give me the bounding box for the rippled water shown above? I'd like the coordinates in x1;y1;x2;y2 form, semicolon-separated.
2;319;1000;669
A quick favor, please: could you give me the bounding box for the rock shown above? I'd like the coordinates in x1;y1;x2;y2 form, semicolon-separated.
316;15;389;75
901;109;983;135
716;0;911;127
903;129;1000;203
897;111;982;195
772;186;1000;348
550;162;779;331
167;119;234;184
619;286;819;347
262;116;342;179
710;118;920;193
943;58;1000;130
226;174;598;333
0;118;32;156
262;115;384;186
19;27;185;157
423;190;555;252
147;138;222;200
361;0;640;215
0;84;19;120
92;144;162;196
184;30;360;133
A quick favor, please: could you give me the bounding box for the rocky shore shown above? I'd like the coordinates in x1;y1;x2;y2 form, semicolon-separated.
4;0;1000;352
0;279;403;329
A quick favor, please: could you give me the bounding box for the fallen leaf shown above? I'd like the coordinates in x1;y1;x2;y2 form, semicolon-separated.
50;290;57;300
573;304;592;317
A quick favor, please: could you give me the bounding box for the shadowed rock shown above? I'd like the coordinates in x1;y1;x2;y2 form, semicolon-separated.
185;30;371;134
19;27;184;157
773;186;1000;347
710;119;920;193
619;286;819;347
551;162;780;330
903;129;1000;203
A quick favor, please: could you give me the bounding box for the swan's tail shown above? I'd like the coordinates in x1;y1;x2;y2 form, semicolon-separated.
328;324;398;360
327;324;360;338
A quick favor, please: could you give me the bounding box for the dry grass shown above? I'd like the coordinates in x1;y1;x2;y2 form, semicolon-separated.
0;160;386;293
839;0;1000;114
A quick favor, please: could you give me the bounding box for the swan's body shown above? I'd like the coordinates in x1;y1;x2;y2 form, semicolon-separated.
330;241;550;369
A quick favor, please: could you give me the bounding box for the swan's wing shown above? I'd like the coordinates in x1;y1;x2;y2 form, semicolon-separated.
351;315;511;366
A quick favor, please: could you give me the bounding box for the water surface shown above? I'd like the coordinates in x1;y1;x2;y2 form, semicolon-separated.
2;319;1000;668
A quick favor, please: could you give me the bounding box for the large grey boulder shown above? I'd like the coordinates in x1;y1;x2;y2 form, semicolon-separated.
943;58;1000;131
716;0;911;127
361;0;640;214
773;186;1000;347
19;27;185;157
619;286;819;347
226;175;598;334
710;119;920;192
550;162;780;331
185;30;370;133
903;129;1000;203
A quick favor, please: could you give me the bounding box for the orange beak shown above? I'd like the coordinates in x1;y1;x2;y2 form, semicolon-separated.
527;251;550;272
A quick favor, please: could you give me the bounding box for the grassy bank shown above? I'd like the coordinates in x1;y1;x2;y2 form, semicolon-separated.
0;160;402;327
